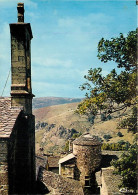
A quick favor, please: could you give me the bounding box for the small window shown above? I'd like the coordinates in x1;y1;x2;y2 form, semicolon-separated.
85;176;91;187
18;42;24;50
18;56;24;62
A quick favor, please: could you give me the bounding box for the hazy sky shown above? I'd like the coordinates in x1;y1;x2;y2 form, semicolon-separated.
0;0;137;98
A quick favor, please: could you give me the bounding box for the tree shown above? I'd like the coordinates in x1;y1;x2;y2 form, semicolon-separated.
117;132;123;137
118;106;137;133
76;30;137;119
76;30;137;192
111;142;137;192
103;134;112;142
97;30;137;71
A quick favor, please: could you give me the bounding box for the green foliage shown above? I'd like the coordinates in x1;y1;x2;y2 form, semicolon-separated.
117;132;123;137
118;140;125;145
97;30;137;71
118;106;137;133
111;143;137;192
64;132;82;152
124;141;131;151
76;30;137;121
103;134;112;141
88;114;95;124
106;114;112;120
64;140;69;152
72;132;82;139
101;113;106;121
102;141;130;151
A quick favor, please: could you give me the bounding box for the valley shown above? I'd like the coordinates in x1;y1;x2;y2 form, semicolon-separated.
33;99;135;155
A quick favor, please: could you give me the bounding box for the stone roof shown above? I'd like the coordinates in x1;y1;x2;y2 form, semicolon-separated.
102;150;125;158
0;97;22;138
59;153;76;164
36;155;48;179
95;170;102;186
101;150;126;168
48;156;60;168
101;168;122;194
42;170;84;195
73;133;101;146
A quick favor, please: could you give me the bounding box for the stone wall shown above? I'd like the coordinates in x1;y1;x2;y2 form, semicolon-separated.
101;173;108;195
10;22;33;115
8;112;35;194
100;168;122;195
0;139;9;195
61;158;76;179
73;144;101;187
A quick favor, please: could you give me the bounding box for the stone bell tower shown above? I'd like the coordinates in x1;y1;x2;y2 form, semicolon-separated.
8;3;36;194
10;3;34;114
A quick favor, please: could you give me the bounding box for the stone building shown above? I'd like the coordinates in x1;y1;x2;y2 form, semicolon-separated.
58;139;125;195
0;3;125;195
47;155;60;174
59;133;102;194
100;167;122;195
0;3;35;194
41;170;84;194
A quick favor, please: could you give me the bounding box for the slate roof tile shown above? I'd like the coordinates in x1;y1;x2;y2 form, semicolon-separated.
48;156;60;168
42;170;84;195
0;97;22;138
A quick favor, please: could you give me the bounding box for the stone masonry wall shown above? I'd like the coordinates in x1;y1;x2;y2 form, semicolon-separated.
101;174;108;195
61;158;76;179
8;112;35;194
0;139;9;195
73;144;101;187
10;23;33;115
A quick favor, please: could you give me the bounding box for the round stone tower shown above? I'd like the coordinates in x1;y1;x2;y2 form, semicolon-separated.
73;133;101;188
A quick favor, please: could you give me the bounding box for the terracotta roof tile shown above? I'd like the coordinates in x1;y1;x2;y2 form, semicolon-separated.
0;97;22;138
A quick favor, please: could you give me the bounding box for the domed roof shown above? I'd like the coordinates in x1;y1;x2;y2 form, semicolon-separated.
73;133;101;146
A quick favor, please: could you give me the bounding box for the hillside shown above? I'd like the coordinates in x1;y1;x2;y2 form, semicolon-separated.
33;102;135;155
33;97;83;109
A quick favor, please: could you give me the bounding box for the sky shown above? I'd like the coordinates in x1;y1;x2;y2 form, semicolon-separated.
0;0;137;98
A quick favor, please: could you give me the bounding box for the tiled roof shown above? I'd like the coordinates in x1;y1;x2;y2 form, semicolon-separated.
101;168;122;194
73;133;101;146
59;153;76;164
0;97;22;138
95;170;102;186
101;150;126;168
36;155;48;179
42;170;84;195
48;156;60;168
102;150;125;157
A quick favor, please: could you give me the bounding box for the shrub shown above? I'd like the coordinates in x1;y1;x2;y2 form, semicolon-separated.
64;141;69;152
111;142;137;192
117;132;123;137
101;113;107;121
88;114;95;124
101;142;131;151
107;115;112;120
103;134;112;141
118;140;126;145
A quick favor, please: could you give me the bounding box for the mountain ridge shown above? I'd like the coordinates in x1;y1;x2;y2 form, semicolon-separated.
34;102;134;155
33;97;83;109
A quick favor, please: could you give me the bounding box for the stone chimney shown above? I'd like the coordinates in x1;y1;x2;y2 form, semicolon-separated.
17;3;25;22
10;3;34;114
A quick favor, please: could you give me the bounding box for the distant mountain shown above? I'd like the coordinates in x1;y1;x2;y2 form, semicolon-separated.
34;102;134;155
32;97;83;109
